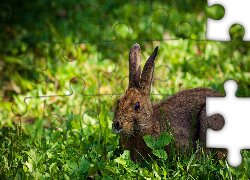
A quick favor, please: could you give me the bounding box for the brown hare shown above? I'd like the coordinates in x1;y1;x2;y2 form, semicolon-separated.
113;44;227;163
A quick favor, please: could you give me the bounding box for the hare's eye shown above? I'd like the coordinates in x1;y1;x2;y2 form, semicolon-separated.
134;102;140;111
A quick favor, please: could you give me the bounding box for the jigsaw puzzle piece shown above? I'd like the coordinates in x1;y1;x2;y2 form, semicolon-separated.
2;43;47;117
44;1;168;63
12;96;45;132
43;76;100;124
46;42;116;96
0;41;51;108
42;74;115;134
11;96;53;150
3;41;45;77
43;94;105;150
50;3;168;61
205;25;250;94
119;2;170;41
110;39;207;99
152;0;224;40
206;79;250;167
207;0;250;41
7;42;63;116
93;37;172;98
97;1;171;41
42;76;104;152
151;24;207;96
96;37;172;97
0;4;30;97
26;42;94;97
11;74;100;150
14;40;116;98
98;35;206;101
94;23;133;95
1;2;47;90
44;1;188;42
11;99;89;151
11;81;46;116
1;1;47;42
1;1;48;103
44;4;102;62
43;77;85;119
10;41;48;72
176;22;209;90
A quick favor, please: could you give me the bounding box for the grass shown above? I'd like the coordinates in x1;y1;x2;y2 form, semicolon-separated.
1;0;250;179
1;106;250;179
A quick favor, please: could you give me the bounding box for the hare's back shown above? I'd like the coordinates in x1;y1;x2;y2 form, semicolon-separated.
154;87;223;148
159;87;222;113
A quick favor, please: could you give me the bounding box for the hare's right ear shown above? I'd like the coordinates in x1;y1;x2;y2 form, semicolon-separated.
140;46;158;95
128;44;141;89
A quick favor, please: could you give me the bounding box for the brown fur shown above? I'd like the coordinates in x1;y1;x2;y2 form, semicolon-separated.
113;44;227;163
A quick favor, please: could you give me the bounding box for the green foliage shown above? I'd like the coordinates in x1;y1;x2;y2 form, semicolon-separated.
144;132;171;161
1;0;250;179
143;132;171;161
1;109;250;179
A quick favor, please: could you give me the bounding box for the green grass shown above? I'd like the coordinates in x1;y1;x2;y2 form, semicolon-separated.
2;107;250;179
1;0;250;179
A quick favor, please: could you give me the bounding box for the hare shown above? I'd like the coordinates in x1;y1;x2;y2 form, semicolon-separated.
112;44;227;163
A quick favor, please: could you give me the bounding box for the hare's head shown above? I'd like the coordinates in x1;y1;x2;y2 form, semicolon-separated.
113;44;158;135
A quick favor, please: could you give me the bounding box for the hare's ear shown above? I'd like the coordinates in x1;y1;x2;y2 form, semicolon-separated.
140;46;158;94
128;44;141;89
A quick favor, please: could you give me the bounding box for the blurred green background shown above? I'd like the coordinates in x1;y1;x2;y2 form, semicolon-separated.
1;0;250;179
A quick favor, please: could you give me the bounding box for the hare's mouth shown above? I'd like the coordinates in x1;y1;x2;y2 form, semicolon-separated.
113;128;123;135
113;123;145;135
113;126;136;136
114;128;134;136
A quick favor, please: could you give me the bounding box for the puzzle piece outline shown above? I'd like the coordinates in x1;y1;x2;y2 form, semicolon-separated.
206;79;250;167
206;0;250;41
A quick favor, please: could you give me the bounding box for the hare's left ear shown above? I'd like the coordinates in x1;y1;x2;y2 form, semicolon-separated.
128;44;141;89
140;46;158;95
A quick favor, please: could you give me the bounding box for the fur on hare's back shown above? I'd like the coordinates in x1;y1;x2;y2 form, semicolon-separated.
112;44;226;162
153;87;224;152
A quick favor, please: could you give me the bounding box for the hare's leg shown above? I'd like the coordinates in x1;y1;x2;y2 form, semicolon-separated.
198;105;227;159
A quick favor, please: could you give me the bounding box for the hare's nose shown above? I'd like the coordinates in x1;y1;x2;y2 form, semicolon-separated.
114;121;121;130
